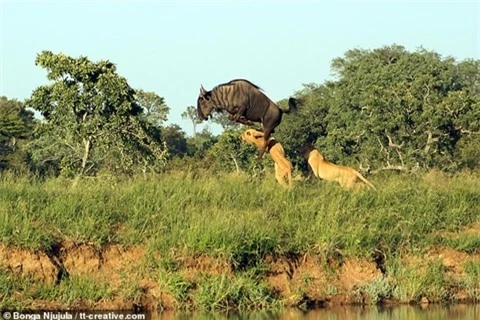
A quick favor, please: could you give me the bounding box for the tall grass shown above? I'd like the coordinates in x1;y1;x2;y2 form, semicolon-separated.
1;170;479;260
1;170;480;310
0;267;112;309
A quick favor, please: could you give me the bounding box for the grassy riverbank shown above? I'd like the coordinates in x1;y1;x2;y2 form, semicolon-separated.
1;170;480;310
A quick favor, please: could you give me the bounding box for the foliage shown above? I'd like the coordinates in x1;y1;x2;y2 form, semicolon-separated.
205;128;263;174
0;97;35;172
276;45;480;173
275;85;332;170
182;105;200;137
161;124;189;158
25;51;168;181
192;274;279;311
0;268;112;309
463;260;480;301
187;127;217;158
135;89;169;127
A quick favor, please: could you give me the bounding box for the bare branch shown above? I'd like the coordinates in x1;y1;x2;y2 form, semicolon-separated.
424;130;439;153
84;163;96;174
359;163;371;173
386;134;404;149
371;165;407;174
460;129;480;135
63;141;77;151
396;148;405;167
376;136;386;152
353;130;366;143
230;153;240;173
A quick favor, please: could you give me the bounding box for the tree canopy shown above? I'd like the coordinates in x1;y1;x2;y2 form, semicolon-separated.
2;45;479;177
276;45;480;172
26;51;168;182
0;96;35;171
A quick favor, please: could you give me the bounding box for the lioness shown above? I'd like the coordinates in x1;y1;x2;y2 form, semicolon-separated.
241;129;293;188
306;147;376;190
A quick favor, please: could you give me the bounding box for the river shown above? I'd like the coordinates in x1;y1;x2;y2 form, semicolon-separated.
152;304;479;320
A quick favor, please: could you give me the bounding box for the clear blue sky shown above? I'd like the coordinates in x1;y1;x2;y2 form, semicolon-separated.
1;0;479;135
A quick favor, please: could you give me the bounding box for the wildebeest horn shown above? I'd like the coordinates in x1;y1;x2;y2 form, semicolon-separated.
200;85;207;96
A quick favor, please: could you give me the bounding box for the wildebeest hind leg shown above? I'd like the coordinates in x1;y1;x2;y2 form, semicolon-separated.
257;127;273;160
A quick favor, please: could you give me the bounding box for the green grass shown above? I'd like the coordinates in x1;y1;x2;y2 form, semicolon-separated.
191;273;281;311
0;267;33;309
441;234;480;254
1;170;480;310
387;257;454;303
1;170;479;258
463;260;480;301
35;275;113;304
358;276;394;304
0;267;112;309
158;270;194;305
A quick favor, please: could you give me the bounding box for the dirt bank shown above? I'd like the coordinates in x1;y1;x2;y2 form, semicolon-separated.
1;242;479;310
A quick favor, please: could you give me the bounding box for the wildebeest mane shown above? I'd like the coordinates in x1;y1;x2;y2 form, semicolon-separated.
213;79;263;92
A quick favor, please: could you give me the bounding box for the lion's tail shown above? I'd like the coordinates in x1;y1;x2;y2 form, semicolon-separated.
356;171;376;190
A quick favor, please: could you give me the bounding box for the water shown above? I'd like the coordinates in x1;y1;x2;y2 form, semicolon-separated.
152;304;479;320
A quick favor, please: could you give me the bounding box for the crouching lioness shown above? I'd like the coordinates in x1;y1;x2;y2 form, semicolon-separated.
306;147;376;190
241;129;293;188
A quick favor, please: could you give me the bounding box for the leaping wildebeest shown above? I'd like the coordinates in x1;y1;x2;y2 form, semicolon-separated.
196;79;298;159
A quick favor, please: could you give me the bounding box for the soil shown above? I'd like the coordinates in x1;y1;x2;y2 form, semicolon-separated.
0;242;478;311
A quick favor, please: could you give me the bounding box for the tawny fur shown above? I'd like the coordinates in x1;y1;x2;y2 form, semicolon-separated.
241;129;293;188
307;149;376;190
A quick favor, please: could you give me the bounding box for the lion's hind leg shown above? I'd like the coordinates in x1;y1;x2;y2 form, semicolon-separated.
278;163;292;188
274;163;289;188
338;168;359;190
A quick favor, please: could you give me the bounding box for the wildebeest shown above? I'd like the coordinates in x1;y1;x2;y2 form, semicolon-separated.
197;79;298;159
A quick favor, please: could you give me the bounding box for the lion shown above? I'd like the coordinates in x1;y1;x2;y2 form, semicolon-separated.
241;129;293;188
305;147;376;190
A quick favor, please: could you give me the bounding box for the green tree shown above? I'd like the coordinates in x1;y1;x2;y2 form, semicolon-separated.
206;128;260;173
278;45;480;173
0;96;35;171
135;89;169;127
187;127;217;158
161;124;188;158
275;84;331;168
26;51;168;184
449;59;480;169
182;105;200;137
328;45;479;171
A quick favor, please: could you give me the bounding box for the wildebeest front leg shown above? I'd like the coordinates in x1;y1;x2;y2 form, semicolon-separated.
228;106;254;126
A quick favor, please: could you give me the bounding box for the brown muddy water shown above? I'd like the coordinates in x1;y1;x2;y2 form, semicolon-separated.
153;304;479;320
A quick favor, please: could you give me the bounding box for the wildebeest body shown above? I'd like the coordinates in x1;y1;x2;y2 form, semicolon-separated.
197;79;297;158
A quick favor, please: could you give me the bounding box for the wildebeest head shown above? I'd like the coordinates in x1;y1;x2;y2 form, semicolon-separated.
197;85;215;121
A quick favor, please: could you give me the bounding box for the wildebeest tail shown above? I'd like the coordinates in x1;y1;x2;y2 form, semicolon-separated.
283;97;299;114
